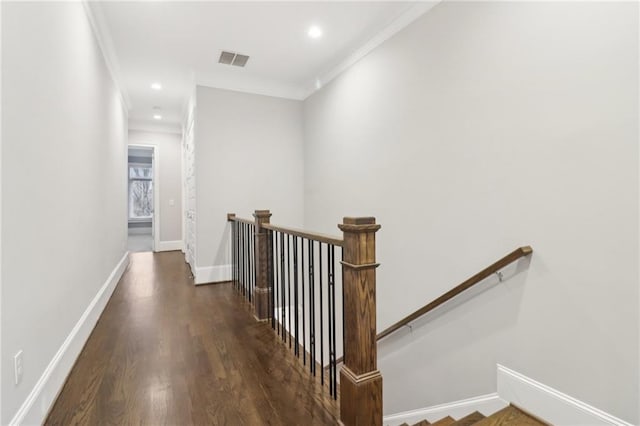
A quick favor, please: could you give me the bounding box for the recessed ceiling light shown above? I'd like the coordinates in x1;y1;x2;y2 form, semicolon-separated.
153;114;162;120
308;26;323;39
151;83;162;90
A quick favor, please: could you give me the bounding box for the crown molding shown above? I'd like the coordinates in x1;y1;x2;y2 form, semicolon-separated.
195;74;306;101
195;2;440;102
301;1;441;99
82;1;439;115
81;1;132;110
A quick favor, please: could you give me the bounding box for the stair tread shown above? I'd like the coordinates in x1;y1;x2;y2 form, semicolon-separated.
431;416;456;426
474;406;548;426
452;411;486;426
412;420;431;426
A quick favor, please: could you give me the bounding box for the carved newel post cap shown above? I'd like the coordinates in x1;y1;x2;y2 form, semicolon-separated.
343;217;376;225
227;213;236;221
253;210;272;219
339;217;381;232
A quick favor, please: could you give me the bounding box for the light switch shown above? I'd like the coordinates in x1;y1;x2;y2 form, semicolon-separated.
169;199;175;206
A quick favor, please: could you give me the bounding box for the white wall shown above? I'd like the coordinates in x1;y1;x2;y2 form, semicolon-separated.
194;86;304;281
1;3;128;423
128;130;183;246
303;2;638;424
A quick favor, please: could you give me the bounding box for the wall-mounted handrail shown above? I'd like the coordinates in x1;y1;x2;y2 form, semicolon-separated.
333;246;532;367
262;223;344;247
377;246;532;340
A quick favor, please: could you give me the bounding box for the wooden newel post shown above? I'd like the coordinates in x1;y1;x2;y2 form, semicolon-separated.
339;217;382;426
253;209;272;321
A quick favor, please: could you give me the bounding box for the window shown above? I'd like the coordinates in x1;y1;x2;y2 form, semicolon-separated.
128;165;153;220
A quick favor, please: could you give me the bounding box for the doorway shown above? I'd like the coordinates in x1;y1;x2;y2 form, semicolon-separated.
127;145;158;252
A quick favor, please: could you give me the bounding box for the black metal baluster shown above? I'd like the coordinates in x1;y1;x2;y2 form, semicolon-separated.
245;223;249;297
248;223;251;301
253;224;256;301
237;222;240;289
254;224;257;302
329;244;337;399
246;223;249;299
287;234;292;348
247;223;251;301
301;238;306;366
241;223;244;294
246;223;249;298
254;224;256;300
241;222;245;293
240;223;243;293
250;224;255;303
309;239;315;376
244;223;248;298
319;242;324;386
294;236;299;357
273;232;280;336
279;232;283;337
233;222;240;289
271;230;276;330
280;232;285;342
231;222;235;288
341;247;345;373
328;243;333;396
241;223;245;295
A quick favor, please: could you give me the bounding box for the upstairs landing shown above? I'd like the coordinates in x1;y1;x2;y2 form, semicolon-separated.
46;252;339;425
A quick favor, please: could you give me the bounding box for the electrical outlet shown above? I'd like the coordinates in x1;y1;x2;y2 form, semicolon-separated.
14;350;23;385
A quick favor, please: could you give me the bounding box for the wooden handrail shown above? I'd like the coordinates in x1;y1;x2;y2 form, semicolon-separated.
227;214;255;225
377;246;532;340
262;223;344;247
226;214;343;246
333;246;532;366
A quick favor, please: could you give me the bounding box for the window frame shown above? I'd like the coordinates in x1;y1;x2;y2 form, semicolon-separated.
128;162;154;221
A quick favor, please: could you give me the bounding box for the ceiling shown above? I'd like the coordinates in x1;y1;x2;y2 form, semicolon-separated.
90;1;435;132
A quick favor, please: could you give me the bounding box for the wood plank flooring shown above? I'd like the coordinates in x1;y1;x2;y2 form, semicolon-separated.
46;252;339;425
474;406;548;426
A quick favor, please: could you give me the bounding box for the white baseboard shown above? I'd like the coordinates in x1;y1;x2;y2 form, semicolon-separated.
384;364;633;426
497;364;633;426
384;393;507;426
9;252;130;426
195;264;231;285
155;240;183;252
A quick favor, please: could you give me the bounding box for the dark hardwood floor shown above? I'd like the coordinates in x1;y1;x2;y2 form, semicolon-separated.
46;251;339;425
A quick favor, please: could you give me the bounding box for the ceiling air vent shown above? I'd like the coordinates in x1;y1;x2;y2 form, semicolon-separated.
218;51;250;67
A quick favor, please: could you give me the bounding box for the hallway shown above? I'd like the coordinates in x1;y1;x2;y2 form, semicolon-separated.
45;252;339;425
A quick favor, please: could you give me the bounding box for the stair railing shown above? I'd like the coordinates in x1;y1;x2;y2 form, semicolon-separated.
228;210;383;426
